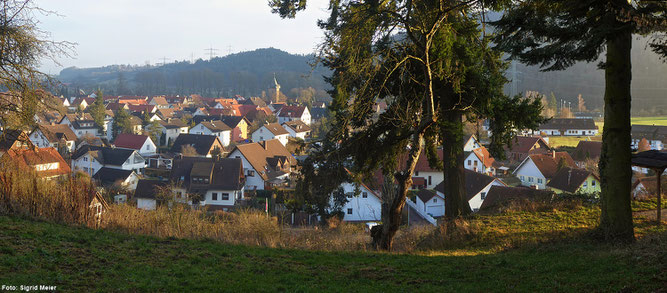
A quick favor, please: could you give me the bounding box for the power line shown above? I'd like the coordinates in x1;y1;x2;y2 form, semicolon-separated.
158;56;170;66
205;46;219;60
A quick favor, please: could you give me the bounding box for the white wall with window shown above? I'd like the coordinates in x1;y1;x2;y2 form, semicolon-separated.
334;182;381;222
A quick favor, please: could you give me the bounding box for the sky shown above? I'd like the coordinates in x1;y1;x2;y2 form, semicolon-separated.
35;0;330;74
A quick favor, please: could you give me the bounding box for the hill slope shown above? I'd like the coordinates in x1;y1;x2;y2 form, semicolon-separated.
0;215;664;291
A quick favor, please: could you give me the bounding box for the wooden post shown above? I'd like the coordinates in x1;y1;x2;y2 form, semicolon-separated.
657;168;663;225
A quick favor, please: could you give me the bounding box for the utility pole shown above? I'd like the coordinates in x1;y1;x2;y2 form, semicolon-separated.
158;56;170;66
205;46;219;60
226;45;233;56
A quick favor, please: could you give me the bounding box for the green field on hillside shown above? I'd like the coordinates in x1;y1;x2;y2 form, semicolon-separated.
631;116;667;126
0;211;665;292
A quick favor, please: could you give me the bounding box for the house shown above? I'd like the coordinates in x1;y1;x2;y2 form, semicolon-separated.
277;105;311;125
153;119;189;146
513;151;577;189
71;145;145;176
251;123;290;146
69;119;101;138
29;124;77;153
464;147;500;176
128;116;143;134
92;167;139;191
134;179;169;210
219;116;250;142
87;190;110;226
538;118;598;136
113;133;157;156
0;147;71;179
148;96;169;109
631;125;666;151
310;108;329;124
170;134;224;157
71;97;95;110
189;120;232;147
571;140;602;167
546;167;600;194
412;149;443;189
336;181;382;222
0;129;33;155
227;139;296;190
632;176;667;200
504;136;551;162
434;170;507;212
170;157;246;211
282;120;311;140
415;189;444;217
463;135;482;152
105;102;129;112
480;185;554;211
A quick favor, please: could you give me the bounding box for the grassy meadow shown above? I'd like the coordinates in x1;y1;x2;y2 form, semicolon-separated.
631;116;667;126
1;198;665;291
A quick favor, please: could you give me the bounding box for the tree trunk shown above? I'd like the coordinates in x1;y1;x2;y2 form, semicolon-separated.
378;133;424;251
598;23;634;242
442;110;472;218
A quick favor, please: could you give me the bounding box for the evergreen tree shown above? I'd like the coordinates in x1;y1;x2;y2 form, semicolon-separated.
89;89;106;132
112;108;133;140
491;0;667;242
274;0;545;250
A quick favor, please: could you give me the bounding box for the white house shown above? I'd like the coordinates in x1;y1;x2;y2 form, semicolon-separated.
29;124;77;153
153;119;189;146
169;157;246;211
281;120;311;140
113;133;157;157
189;120;232;147
464;147;498;176
415;189;444;217
92;167;140;191
134;179;168;210
434;170;506;212
413;149;444;189
277;105;311;125
251;123;290;146
536;118;598;136
631;125;665;151
336;181;382;222
463;135;482;152
228;139;295;191
513;151;576;189
71;145;146;176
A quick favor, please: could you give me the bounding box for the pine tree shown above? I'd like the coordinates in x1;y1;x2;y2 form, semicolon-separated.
112;108;133;140
491;0;667;242
89;89;106;132
273;0;545;250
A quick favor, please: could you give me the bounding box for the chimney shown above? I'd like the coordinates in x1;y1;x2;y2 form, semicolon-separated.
567;169;572;186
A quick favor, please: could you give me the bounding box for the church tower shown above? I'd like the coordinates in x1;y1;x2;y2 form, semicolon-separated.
273;73;281;103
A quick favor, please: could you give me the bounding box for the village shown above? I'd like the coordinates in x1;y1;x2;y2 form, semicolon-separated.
1;85;664;227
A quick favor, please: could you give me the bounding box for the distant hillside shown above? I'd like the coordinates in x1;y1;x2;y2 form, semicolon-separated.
56;48;331;100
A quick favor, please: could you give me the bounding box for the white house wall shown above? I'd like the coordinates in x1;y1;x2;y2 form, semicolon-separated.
228;149;265;190
337;182;382;222
515;158;547;189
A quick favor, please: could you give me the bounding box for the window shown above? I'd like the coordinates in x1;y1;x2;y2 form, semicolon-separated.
528;177;534;183
347;208;353;215
83;156;88;162
222;193;229;200
415;171;419;176
212;193;217;200
433;198;437;203
247;170;255;177
520;175;525;181
583;181;587;188
428;176;432;186
474;161;478;167
481;192;486;200
467;160;471;166
347;193;353;199
362;192;367;198
592;180;596;187
537;178;543;184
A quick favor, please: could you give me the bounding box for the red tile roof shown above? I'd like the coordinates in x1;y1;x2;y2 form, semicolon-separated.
114;133;150;150
526;152;577;179
278;106;306;118
3;147;71;177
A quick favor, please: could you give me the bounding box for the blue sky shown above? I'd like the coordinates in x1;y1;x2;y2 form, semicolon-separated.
36;0;330;74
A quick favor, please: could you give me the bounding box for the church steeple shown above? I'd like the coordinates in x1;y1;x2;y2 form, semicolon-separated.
273;73;281;103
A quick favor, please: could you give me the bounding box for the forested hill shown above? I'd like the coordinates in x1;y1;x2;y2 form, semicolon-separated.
56;48;332;100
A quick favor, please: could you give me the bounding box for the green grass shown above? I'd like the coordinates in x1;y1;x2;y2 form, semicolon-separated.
0;212;665;292
631;116;667;126
548;136;601;147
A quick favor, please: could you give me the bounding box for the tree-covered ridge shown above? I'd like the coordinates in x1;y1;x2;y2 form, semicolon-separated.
56;48;331;99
